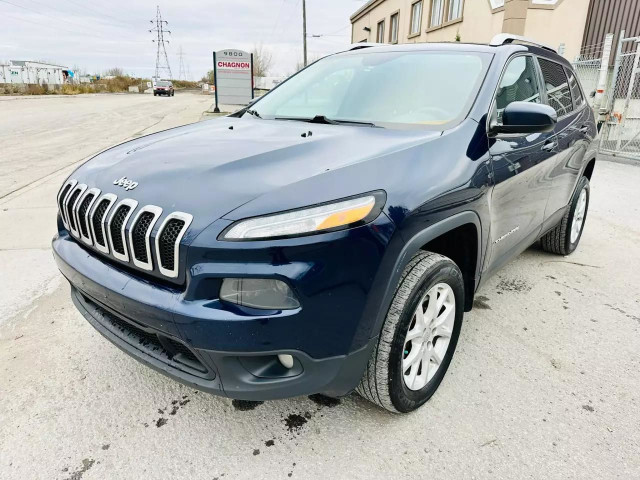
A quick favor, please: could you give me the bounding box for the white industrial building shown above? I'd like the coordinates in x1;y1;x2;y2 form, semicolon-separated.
0;60;73;85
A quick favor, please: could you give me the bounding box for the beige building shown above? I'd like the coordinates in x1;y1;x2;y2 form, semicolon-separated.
350;0;592;62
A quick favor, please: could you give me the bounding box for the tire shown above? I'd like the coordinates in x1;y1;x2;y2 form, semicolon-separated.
541;176;590;256
356;251;464;413
153;93;157;96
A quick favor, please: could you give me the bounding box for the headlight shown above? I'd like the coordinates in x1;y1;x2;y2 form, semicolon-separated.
221;191;385;241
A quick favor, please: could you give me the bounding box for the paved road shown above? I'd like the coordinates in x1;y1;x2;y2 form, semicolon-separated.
0;94;639;479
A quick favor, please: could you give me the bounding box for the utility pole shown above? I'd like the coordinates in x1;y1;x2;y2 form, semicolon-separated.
178;46;186;81
302;0;307;67
149;6;172;80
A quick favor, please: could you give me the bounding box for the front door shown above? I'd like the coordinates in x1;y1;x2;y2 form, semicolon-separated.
486;54;558;274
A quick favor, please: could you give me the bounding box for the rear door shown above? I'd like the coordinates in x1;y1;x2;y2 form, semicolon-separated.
537;58;591;217
486;54;558;273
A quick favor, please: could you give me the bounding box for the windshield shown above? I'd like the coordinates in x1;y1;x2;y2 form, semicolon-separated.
157;81;171;87
246;50;491;128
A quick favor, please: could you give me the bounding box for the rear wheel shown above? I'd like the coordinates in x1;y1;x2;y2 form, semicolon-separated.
541;176;590;255
357;251;464;413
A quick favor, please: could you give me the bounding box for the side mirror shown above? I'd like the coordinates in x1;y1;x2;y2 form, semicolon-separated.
490;101;557;135
590;90;596;98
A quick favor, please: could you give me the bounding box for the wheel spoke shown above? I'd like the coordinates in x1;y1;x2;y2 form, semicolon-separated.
431;348;443;366
405;324;424;342
403;343;423;371
432;323;452;339
405;360;420;389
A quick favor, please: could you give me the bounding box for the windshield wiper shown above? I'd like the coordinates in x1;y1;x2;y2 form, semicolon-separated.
245;108;262;119
275;115;377;127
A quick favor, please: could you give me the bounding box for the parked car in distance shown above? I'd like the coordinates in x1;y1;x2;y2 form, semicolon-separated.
154;80;174;96
53;34;597;413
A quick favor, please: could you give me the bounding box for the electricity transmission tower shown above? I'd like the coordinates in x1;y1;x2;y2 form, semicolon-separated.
149;6;172;80
177;46;186;81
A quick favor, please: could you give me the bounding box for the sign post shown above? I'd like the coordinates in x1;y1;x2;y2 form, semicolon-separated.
212;49;253;111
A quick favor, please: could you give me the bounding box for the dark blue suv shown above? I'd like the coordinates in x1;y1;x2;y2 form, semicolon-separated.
53;35;597;413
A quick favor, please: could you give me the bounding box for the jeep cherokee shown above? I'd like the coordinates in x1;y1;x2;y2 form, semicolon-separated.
53;35;597;413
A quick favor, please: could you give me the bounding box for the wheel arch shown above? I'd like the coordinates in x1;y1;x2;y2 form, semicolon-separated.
371;211;482;340
583;156;596;181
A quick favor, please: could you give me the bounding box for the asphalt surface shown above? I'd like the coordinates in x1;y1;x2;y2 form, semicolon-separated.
1;92;639;480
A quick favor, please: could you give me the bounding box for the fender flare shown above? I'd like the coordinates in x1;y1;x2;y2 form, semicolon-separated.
370;211;483;338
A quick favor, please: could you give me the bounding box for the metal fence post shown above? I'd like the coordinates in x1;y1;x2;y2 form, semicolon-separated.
593;33;614;117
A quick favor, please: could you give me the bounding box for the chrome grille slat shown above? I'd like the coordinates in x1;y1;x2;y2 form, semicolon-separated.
107;198;138;262
57;179;77;229
155;212;193;279
128;205;162;271
76;188;101;246
66;184;87;238
90;193;117;254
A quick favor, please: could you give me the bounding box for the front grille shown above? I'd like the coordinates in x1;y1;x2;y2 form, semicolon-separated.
58;179;192;281
158;219;185;271
92;199;110;247
110;205;131;255
77;193;95;238
131;211;155;263
66;189;81;231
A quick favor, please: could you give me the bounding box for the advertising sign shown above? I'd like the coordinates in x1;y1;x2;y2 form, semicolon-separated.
213;49;253;110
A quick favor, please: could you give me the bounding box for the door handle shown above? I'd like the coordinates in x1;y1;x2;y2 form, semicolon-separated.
579;125;590;134
542;140;557;152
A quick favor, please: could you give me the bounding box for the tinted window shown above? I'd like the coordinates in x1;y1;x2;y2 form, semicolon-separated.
248;51;490;128
538;57;573;116
495;56;541;124
565;67;585;109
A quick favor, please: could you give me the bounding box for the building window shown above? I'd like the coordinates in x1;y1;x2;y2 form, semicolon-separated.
489;0;504;9
390;12;399;44
448;0;464;21
429;0;444;28
410;1;423;35
377;20;385;43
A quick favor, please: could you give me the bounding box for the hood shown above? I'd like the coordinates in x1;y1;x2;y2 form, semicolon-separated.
72;116;441;234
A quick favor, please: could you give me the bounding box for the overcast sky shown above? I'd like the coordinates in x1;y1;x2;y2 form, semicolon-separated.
1;0;369;79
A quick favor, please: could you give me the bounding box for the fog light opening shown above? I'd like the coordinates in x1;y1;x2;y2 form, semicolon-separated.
278;354;294;369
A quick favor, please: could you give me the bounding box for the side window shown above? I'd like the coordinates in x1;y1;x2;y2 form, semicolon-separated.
495;56;541;124
538;57;574;116
565;67;585;110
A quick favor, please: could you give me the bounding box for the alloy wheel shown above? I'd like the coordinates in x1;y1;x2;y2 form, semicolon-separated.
402;283;455;391
570;187;587;244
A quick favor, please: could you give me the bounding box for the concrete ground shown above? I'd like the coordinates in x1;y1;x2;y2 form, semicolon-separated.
0;93;639;480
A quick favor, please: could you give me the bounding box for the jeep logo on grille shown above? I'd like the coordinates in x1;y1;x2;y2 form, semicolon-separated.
113;176;138;191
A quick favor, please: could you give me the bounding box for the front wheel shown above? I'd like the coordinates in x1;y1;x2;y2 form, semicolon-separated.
357;251;464;413
541;176;590;255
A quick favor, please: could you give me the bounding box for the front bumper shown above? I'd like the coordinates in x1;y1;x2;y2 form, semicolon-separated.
52;213;396;399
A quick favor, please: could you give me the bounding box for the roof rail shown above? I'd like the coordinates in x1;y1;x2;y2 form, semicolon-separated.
348;43;386;51
489;34;557;53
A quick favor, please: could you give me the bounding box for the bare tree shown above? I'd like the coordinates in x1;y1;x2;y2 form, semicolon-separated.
252;44;273;77
104;67;124;77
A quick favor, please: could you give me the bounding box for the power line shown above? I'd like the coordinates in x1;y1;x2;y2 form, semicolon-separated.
149;5;172;80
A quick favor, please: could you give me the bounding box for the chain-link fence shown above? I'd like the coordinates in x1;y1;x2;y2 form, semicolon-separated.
572;42;605;107
599;43;640;159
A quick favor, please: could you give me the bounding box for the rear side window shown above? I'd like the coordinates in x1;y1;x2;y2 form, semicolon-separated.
495;55;541;124
565;67;585;110
538;57;574;116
